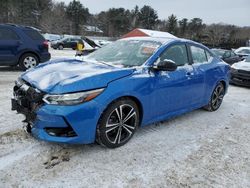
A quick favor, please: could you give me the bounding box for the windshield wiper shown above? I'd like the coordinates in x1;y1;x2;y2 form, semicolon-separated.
98;61;114;67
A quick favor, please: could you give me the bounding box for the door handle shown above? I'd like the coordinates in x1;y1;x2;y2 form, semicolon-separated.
186;72;194;76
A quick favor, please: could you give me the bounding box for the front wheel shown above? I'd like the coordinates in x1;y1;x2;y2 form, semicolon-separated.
204;82;225;111
96;99;140;148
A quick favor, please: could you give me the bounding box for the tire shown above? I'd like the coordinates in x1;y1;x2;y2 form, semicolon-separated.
96;98;140;148
19;53;39;71
58;44;63;50
203;82;225;111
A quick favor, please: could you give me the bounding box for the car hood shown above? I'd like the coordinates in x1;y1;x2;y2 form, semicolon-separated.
231;61;250;71
21;59;134;94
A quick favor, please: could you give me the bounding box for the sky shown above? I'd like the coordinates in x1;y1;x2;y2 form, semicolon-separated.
58;0;250;27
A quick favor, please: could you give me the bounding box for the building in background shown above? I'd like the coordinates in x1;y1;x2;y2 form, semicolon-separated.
122;28;177;38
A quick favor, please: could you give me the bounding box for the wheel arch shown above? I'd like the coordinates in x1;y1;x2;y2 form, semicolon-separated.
215;79;228;93
220;80;226;90
100;95;144;126
58;43;64;47
18;51;40;64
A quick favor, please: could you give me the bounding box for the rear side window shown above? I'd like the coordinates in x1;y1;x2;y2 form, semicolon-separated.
24;29;44;41
190;46;207;64
159;44;189;66
0;28;20;40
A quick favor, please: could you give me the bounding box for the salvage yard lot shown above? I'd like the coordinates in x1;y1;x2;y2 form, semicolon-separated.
0;49;250;187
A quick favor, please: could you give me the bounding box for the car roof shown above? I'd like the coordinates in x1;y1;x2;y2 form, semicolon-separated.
0;23;39;31
121;36;187;44
120;36;208;49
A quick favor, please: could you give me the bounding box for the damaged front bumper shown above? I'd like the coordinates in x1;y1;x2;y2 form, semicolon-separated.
11;78;101;144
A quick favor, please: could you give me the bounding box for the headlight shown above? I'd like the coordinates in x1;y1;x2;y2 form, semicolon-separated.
43;88;104;105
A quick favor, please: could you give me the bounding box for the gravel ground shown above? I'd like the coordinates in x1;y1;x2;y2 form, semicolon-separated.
0;49;249;187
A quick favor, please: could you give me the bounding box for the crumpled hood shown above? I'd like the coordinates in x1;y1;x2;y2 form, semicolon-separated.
232;61;250;71
21;59;134;94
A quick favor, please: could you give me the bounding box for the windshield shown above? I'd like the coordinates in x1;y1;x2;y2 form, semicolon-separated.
85;39;161;67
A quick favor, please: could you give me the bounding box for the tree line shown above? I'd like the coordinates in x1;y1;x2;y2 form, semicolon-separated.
0;0;249;48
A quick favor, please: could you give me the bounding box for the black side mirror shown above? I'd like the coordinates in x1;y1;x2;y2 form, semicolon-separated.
154;59;177;71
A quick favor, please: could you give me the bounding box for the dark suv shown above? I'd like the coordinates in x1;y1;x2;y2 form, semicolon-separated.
0;24;50;70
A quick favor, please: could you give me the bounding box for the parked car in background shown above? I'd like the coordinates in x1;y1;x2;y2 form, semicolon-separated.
12;37;230;148
0;24;50;70
230;56;250;87
51;36;100;52
234;47;250;59
51;37;80;50
43;33;62;42
75;37;101;56
211;48;242;65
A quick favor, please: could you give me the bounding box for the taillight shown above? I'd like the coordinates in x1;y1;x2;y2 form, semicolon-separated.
43;40;49;49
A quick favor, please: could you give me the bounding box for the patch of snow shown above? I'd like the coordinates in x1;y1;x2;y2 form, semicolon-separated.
139;28;177;38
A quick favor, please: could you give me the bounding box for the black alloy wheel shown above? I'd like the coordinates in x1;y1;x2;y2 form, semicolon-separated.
97;99;139;148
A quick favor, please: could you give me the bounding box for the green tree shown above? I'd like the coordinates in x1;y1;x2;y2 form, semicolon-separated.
66;0;90;35
167;14;178;35
178;18;188;37
188;18;206;41
106;8;131;37
138;5;158;29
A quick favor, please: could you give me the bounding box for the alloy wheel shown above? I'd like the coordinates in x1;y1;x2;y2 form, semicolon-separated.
211;84;225;110
105;104;137;145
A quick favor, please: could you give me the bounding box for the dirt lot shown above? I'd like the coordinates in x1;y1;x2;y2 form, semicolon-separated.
0;49;250;187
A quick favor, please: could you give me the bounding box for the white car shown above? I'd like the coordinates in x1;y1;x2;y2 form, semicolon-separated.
234;47;250;59
230;56;250;87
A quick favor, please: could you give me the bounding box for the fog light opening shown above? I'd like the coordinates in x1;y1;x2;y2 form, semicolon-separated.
45;127;77;137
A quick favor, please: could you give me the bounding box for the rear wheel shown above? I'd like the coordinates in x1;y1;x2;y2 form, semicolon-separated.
58;44;63;50
19;53;39;71
97;99;139;148
204;82;225;111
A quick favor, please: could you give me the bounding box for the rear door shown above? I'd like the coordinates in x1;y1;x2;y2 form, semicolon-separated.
188;44;215;104
0;27;21;65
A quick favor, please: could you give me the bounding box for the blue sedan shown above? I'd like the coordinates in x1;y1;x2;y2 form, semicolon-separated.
11;37;230;148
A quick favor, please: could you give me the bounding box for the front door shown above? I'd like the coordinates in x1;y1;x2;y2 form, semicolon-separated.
151;43;204;117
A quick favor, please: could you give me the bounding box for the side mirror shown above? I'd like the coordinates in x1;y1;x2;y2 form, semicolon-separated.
154;59;177;71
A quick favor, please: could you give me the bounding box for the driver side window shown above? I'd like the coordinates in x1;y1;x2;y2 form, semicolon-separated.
158;44;189;66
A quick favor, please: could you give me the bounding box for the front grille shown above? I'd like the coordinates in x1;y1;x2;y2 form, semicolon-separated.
238;69;250;75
